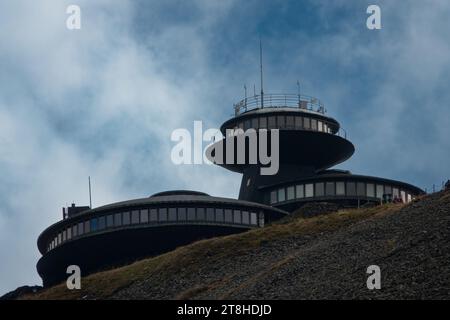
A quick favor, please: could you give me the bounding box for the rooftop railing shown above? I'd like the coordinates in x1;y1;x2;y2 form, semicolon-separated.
234;93;326;116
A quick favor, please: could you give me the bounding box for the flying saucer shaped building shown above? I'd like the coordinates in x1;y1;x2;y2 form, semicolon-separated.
37;92;424;287
37;191;287;286
207;94;424;212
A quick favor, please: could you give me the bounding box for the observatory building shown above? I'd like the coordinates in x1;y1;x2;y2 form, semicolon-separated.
207;94;424;212
37;92;424;287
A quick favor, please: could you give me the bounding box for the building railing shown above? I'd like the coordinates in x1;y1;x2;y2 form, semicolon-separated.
234;93;325;116
338;127;347;139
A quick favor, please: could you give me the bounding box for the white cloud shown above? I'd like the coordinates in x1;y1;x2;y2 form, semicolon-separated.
0;0;239;294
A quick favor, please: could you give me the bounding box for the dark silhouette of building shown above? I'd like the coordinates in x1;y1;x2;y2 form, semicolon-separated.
37;191;286;286
37;93;424;287
207;94;424;212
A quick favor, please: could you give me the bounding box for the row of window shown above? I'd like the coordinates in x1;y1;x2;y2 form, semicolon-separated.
227;115;333;136
47;207;264;252
269;181;414;205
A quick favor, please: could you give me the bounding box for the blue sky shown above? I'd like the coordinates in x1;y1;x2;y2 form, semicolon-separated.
0;0;449;294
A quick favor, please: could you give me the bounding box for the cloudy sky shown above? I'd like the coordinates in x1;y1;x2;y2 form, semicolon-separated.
0;0;449;294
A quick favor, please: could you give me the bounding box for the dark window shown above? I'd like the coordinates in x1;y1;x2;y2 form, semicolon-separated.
278;188;286;202
140;209;149;223
150;209;158;222
206;208;215;221
311;119;317;131
178;207;187;221
233;210;241;224
286;116;294;129
259;117;267;128
346;182;357;196
385;185;392;196
357;182;365;196
244;120;251;131
90;218;98;232
78;222;84;235
268;116;276;129
187;207;196;220
242;211;249;224
295;116;303;128
197;208;205;220
122;212;130;225
106;215;114;228
98;216;106;230
216;209;224;222
277;116;285;128
168;208;177;221
131;210;140;224
251;118;258;129
84;221;90;233
114;213;122;227
159;208;167;221
315;182;325;197
287;186;295;200
224;209;232;222
326;182;335;196
270;191;277;204
296;184;304;198
250;212;257;225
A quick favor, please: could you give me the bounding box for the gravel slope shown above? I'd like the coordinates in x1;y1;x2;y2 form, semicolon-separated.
113;191;450;299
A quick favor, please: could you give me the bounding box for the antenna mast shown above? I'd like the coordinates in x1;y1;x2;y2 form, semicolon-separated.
244;85;247;109
88;176;92;209
259;38;264;108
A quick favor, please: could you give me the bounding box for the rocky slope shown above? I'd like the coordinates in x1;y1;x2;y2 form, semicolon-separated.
21;189;450;299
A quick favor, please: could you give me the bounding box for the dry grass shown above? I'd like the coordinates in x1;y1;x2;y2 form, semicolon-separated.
24;202;405;300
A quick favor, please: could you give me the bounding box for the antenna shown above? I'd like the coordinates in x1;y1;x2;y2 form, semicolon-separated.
297;80;301;106
88;176;92;209
259;38;264;108
244;85;247;109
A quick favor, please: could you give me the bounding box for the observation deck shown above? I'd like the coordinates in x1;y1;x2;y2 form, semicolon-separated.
233;93;326;116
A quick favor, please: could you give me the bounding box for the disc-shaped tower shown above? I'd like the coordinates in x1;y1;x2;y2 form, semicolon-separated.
207;93;423;212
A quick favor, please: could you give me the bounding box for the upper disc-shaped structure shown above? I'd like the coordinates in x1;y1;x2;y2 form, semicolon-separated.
206;94;355;175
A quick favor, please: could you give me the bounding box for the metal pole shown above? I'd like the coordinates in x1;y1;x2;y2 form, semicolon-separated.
244;85;247;109
89;176;92;209
260;38;264;108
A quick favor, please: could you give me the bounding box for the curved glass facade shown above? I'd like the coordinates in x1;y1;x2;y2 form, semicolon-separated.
268;180;416;205
46;206;264;252
226;114;335;137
